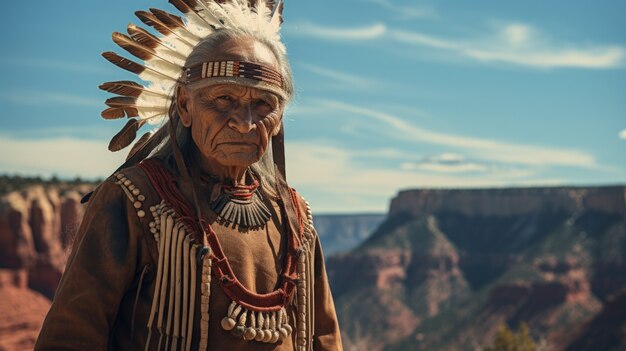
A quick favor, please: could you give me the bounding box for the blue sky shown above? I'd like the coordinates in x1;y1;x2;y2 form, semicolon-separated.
0;0;624;213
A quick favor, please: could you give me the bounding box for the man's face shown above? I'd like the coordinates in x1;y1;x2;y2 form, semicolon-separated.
180;83;283;168
177;36;284;169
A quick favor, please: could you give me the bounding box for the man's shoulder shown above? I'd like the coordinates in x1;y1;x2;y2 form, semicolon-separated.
112;159;170;218
111;159;157;188
86;160;163;219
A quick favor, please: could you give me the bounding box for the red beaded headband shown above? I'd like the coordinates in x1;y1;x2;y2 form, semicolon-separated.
184;60;284;89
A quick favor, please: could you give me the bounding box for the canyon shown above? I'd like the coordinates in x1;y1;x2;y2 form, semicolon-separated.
1;180;624;350
328;186;626;350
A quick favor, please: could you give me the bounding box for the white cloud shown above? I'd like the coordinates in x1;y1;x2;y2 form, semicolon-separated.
287;20;623;69
0;133;577;213
401;153;489;173
315;99;597;168
391;23;625;69
424;153;467;163
392;30;459;50
0;90;101;108
620;129;626;139
297;62;378;88
402;161;489;173
399;154;537;177
286;141;564;213
290;22;386;40
366;0;438;20
0;135;125;179
503;24;532;47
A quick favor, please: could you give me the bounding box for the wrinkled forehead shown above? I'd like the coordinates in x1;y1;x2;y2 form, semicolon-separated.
192;83;281;102
184;36;285;98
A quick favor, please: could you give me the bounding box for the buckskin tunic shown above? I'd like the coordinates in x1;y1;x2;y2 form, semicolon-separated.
35;158;342;350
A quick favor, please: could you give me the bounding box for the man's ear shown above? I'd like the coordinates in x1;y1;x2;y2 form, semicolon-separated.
176;85;192;127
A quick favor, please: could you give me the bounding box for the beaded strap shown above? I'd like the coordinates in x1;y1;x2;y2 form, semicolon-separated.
114;172;147;219
184;60;284;88
291;192;316;351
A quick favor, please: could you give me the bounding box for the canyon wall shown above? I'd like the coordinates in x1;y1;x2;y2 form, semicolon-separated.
2;183;625;350
0;183;89;350
328;186;626;351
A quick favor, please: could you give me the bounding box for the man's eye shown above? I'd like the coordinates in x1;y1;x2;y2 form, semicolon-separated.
256;100;273;110
213;95;233;109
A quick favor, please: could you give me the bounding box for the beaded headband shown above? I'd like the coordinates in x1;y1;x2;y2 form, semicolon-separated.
183;60;286;98
99;0;286;153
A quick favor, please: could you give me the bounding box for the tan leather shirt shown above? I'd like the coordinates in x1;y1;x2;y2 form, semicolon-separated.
35;162;342;350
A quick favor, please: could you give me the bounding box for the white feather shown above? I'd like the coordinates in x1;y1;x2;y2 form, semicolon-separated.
205;2;239;29
183;12;215;38
172;28;201;46
161;34;194;57
254;0;269;32
153;45;187;66
112;0;288;126
199;0;284;53
137;92;170;107
138;68;178;87
179;1;221;33
195;1;228;27
138;109;168;125
128;85;171;101
145;58;183;79
136;106;168;119
269;0;282;31
147;82;176;96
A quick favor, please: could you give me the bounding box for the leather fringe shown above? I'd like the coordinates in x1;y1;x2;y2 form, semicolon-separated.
145;208;209;351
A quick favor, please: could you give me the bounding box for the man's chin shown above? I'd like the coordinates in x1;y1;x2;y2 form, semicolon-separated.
215;143;259;154
213;152;262;168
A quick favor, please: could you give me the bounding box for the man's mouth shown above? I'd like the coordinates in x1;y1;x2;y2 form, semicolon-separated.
216;141;257;146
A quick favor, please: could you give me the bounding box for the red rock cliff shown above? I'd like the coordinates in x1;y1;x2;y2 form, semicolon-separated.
0;184;89;350
390;186;626;218
329;186;626;351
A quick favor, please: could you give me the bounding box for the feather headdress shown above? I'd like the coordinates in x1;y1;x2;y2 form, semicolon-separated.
100;0;285;152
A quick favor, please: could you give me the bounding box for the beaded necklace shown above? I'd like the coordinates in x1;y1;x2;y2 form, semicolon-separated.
207;173;272;230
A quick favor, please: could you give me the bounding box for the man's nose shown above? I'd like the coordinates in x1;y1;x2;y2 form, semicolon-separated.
227;105;255;134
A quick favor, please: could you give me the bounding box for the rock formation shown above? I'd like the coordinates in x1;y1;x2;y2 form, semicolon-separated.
0;182;90;350
2;181;625;351
329;186;626;351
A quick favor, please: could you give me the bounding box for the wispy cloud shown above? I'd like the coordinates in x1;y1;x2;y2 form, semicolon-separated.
399;153;536;178
315;99;597;168
0;90;101;108
1;58;112;75
290;22;386;40
0;133;588;213
391;23;625;69
297;62;378;88
401;153;489;173
288;19;623;69
0;135;125;179
365;0;438;20
286;141;564;212
620;129;626;139
7;126;117;140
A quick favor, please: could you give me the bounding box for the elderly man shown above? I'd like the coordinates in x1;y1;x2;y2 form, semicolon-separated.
35;1;342;350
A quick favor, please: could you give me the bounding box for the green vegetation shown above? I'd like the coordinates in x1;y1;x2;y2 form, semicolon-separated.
484;323;536;351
